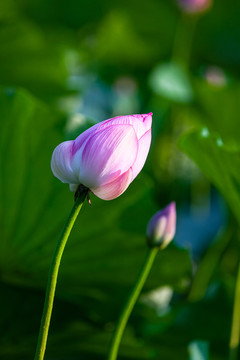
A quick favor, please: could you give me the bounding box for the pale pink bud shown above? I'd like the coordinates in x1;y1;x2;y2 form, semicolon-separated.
177;0;212;14
147;202;176;249
204;66;227;87
51;113;152;201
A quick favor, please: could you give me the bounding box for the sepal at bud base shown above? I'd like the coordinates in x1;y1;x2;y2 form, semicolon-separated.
146;202;176;249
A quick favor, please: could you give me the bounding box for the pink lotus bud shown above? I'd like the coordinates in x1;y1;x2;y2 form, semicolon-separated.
51;113;152;201
177;0;212;14
147;202;176;249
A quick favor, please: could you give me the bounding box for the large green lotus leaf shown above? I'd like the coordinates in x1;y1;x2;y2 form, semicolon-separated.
0;21;68;99
179;128;240;225
0;282;156;360
0;88;191;325
194;80;240;149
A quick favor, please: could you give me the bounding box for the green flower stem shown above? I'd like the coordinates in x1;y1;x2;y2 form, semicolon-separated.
172;13;198;69
229;260;240;360
107;246;159;360
34;187;87;360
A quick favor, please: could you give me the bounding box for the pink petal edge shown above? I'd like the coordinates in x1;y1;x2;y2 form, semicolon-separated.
131;129;151;180
91;168;133;200
51;141;78;184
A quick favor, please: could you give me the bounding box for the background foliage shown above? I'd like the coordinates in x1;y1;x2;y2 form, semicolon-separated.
0;0;239;359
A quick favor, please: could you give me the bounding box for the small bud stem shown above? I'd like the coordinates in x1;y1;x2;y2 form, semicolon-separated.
107;247;159;360
34;186;88;360
229;259;240;360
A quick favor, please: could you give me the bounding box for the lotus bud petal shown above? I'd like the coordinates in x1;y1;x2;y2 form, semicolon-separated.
147;202;176;249
51;113;152;200
177;0;212;14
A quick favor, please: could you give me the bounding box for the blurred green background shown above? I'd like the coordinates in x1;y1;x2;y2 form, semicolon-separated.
1;0;240;359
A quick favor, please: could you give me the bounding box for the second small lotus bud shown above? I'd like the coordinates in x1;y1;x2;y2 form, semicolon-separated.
177;0;212;14
146;202;176;249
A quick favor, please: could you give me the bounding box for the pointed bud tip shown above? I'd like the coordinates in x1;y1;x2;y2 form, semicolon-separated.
144;112;153;119
146;202;176;249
